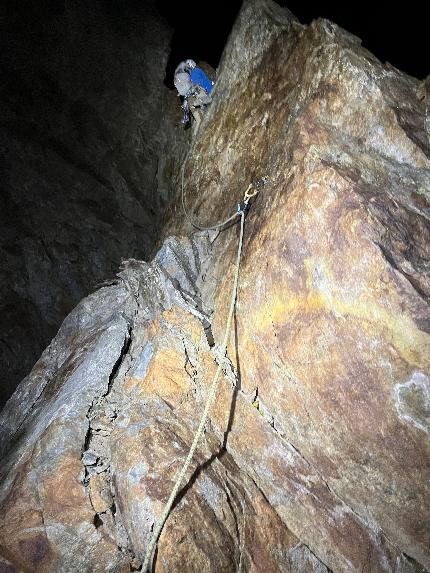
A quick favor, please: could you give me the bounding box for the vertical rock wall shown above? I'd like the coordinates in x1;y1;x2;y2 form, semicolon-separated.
166;0;430;569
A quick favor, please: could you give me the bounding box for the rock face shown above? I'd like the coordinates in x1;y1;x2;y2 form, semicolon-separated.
1;1;429;572
0;0;187;405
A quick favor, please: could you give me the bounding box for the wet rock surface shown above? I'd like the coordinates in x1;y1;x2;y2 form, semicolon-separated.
1;0;430;571
0;0;188;405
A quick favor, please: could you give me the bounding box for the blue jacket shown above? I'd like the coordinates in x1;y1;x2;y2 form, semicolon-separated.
190;67;213;94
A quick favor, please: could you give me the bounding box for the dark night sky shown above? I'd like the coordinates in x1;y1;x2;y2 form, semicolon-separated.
156;0;428;84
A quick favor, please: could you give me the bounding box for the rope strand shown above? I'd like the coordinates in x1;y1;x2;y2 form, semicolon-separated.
142;211;246;572
141;148;267;570
180;151;239;231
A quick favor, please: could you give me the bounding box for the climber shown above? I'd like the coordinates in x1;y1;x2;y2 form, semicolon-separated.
174;59;214;127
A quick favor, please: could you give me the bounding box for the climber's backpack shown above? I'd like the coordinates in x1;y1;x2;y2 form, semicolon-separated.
174;70;193;97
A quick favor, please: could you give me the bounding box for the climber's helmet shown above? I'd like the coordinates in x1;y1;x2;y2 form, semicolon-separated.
185;59;196;71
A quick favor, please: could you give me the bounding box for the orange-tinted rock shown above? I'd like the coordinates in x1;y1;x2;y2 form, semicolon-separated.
89;473;113;514
165;0;430;569
1;0;429;571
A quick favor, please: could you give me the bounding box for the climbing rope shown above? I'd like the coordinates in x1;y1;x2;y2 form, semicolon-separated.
181;151;243;231
142;178;259;572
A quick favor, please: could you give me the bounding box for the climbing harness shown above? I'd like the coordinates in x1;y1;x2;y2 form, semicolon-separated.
181;84;212;126
142;167;267;572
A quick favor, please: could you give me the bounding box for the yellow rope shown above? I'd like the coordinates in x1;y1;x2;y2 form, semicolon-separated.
141;151;265;570
142;205;248;572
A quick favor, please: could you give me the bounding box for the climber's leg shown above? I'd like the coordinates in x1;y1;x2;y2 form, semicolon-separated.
191;107;202;127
